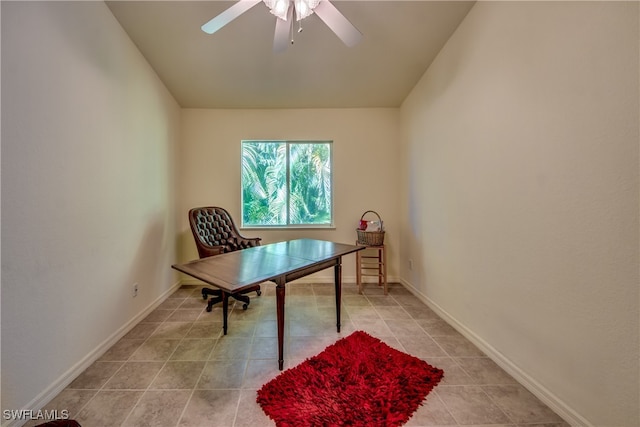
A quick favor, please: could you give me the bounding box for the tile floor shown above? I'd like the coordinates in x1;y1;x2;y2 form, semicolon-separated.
26;282;569;427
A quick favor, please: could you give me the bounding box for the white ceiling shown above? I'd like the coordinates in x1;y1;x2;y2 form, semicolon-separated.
106;1;475;109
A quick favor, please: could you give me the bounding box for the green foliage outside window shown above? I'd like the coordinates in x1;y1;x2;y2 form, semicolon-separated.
241;141;332;227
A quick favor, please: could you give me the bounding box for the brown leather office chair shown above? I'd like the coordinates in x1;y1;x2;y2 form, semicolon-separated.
188;206;262;312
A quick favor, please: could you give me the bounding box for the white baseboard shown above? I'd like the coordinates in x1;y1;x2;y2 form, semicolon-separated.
3;281;182;427
399;278;592;427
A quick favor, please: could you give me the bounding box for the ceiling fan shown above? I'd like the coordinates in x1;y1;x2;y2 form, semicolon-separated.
201;0;362;53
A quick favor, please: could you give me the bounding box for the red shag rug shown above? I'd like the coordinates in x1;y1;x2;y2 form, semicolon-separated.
256;330;444;426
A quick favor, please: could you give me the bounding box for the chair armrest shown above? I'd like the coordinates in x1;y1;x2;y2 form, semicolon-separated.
236;236;261;249
247;237;262;246
198;245;225;258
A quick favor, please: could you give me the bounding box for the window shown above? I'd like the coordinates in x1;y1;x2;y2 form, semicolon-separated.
241;140;333;227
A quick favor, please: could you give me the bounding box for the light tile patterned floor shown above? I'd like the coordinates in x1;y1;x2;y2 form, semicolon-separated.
26;282;569;427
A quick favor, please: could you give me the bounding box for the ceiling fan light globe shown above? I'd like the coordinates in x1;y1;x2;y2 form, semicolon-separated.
306;0;322;10
264;0;290;20
294;0;313;20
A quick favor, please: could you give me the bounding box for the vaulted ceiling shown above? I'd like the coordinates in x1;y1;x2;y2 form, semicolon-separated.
106;1;475;109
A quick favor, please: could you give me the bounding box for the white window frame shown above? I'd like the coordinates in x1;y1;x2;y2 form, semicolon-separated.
240;140;334;229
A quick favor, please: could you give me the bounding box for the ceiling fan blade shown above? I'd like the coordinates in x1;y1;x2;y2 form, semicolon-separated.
313;0;362;47
273;5;294;53
201;0;262;35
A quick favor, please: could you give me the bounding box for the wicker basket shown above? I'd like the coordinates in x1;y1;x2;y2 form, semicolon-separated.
356;210;385;246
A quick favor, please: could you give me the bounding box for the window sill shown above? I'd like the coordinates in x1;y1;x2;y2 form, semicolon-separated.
241;225;336;231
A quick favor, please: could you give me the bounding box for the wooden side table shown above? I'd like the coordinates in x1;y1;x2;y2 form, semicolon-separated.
355;243;387;295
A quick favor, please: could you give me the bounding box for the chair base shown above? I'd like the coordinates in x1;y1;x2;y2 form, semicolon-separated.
202;286;262;312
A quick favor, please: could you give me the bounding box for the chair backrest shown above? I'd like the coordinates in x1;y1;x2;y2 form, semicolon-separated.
188;206;261;258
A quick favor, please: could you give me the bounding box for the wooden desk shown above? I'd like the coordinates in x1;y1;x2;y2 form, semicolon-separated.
172;238;364;370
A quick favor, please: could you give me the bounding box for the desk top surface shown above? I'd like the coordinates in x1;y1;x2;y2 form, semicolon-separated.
172;239;363;292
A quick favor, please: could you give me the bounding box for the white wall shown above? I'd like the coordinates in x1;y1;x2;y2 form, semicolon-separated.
1;1;181;420
178;108;400;281
399;2;639;426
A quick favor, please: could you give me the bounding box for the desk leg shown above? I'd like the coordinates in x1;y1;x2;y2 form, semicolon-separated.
334;260;342;333
222;291;229;335
276;278;286;370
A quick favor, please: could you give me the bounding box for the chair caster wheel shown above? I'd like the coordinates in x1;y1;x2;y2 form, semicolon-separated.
206;305;212;312
242;303;248;310
257;290;262;296
202;291;207;300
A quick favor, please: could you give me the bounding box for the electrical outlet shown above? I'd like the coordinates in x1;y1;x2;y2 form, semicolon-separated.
132;283;138;298
409;259;413;271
